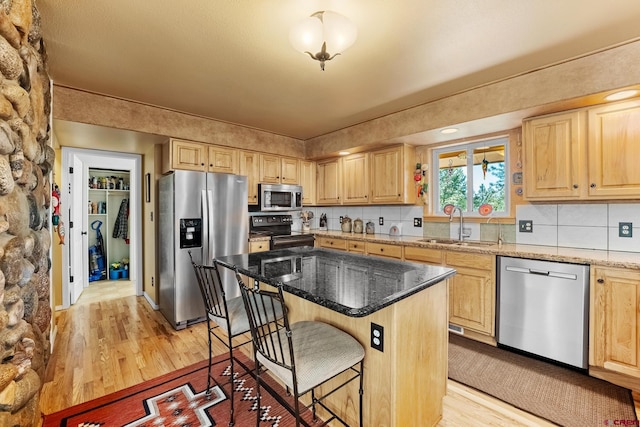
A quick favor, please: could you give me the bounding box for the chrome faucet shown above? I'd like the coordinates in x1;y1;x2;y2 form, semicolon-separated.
449;206;464;241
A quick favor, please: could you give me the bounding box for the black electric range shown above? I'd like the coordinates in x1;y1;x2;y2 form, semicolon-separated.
249;214;315;250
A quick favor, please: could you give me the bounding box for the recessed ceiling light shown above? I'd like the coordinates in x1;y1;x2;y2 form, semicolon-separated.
338;151;350;155
440;128;459;134
605;90;639;101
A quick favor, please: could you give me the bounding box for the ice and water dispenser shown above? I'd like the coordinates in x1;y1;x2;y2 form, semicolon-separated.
179;218;202;249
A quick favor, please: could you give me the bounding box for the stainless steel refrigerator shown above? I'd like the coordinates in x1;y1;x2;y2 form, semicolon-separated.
158;170;248;330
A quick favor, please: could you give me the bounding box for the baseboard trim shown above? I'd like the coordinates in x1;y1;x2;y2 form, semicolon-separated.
143;292;159;310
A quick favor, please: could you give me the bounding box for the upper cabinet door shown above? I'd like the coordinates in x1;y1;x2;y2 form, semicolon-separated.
317;158;342;204
207;145;238;174
369;145;416;204
259;154;281;183
588;100;640;199
342;153;369;204
170;139;207;172
299;160;316;205
281;158;300;184
239;150;260;204
523;111;584;200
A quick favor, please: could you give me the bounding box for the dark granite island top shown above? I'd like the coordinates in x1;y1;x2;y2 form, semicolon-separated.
215;247;456;317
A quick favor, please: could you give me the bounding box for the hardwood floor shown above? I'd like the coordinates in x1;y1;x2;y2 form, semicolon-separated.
40;281;553;426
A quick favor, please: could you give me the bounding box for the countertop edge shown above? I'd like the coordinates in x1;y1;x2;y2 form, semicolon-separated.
308;230;640;269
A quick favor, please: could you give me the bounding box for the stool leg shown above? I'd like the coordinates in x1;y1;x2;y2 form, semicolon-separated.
228;335;235;426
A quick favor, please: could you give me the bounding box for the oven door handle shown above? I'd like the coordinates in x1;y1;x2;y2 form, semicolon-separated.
271;235;315;249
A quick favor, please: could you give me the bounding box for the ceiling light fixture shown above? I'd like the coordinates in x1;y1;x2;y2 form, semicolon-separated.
605;90;639;101
289;10;357;71
440;128;459;134
338;151;350;156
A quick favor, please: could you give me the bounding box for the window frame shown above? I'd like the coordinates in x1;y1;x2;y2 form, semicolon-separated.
431;136;510;218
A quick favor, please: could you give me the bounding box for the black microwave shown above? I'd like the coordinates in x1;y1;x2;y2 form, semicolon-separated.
258;184;303;211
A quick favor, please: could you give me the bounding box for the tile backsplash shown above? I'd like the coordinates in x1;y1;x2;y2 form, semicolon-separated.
516;203;640;253
296;205;425;237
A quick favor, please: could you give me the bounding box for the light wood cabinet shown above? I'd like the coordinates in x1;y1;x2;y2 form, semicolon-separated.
239;151;260;204
300;160;316;205
316;158;342;204
365;242;402;259
523;111;584;200
591;266;640;379
524;99;640;201
346;240;366;253
404;246;496;340
259;154;281;183
259;154;299;184
163;139;207;172
342;153;369;204
162;139;238;174
281;157;300;184
315;236;347;251
370;145;416;204
445;252;495;337
207;145;238;174
587;100;640;199
249;240;270;253
404;246;443;264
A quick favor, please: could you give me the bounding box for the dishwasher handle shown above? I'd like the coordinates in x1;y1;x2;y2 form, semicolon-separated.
505;265;577;280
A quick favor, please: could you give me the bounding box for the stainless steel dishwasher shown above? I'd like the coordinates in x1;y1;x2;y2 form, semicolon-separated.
497;256;589;369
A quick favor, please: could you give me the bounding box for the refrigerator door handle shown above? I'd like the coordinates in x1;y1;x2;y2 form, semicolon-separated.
201;190;209;263
206;189;214;262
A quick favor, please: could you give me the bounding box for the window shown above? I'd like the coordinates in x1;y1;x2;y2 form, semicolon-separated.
432;137;509;216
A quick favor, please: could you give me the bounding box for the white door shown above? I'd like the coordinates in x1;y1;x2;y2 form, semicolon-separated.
70;153;87;303
61;148;143;308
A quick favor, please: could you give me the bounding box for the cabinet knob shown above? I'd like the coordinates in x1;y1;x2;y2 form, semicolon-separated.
573;184;578;189
201;163;205;166
380;248;384;252
597;278;604;284
590;183;596;188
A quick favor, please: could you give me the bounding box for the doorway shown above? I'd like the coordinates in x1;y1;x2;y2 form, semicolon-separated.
61;148;143;308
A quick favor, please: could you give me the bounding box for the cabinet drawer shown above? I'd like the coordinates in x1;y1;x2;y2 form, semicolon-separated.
316;237;347;251
366;242;402;259
346;240;366;253
404;246;443;264
445;251;493;270
249;241;270;253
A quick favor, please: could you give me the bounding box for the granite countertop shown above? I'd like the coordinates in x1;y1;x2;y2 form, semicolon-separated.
215;247;456;317
308;230;640;269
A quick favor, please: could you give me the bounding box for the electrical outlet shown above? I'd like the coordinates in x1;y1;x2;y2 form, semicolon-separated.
619;222;633;238
339;216;344;223
379;217;384;226
519;220;533;233
413;217;422;227
371;323;384;352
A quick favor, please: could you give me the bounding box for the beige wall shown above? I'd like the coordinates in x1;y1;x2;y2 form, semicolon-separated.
52;86;306;158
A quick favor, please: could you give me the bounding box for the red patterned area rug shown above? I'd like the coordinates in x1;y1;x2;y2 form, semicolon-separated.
42;354;319;427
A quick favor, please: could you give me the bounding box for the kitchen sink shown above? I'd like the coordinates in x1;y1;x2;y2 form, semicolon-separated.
419;238;496;247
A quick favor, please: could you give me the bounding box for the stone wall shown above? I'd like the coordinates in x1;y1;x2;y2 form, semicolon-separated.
0;0;52;426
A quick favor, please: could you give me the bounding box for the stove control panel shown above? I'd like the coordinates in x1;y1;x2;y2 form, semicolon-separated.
251;215;293;228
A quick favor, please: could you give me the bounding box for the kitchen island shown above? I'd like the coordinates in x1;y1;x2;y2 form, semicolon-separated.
216;247;456;427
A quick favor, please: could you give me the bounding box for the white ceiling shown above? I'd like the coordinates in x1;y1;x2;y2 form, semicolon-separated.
39;0;640;142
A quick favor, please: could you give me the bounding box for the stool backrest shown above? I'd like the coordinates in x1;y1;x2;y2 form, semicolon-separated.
189;251;229;321
235;270;295;373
